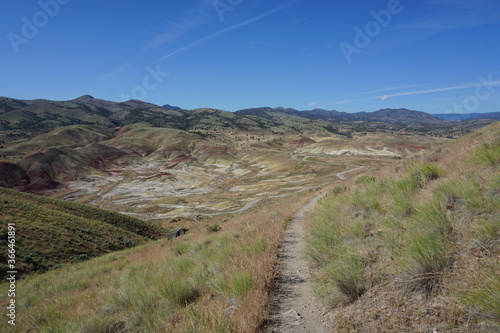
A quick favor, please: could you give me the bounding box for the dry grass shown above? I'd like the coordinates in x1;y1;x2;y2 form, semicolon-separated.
0;189;317;333
306;122;500;331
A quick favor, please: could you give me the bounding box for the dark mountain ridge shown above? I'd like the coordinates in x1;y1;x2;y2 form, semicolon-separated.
0;96;495;144
162;104;182;110
235;107;443;124
433;112;500;121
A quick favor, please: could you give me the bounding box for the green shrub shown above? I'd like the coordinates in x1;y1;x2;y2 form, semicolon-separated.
387;178;419;217
436;178;498;214
410;163;441;188
206;223;222;233
355;175;376;185
212;271;253;298
472;137;500;167
161;278;200;306
414;201;452;236
306;217;339;266
332;185;349;195
351;183;382;215
401;231;451;294
325;251;366;302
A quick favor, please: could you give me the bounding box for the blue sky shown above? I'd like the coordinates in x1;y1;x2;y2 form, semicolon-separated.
1;0;500;114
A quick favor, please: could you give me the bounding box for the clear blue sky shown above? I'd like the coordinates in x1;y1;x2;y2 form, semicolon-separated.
1;0;500;114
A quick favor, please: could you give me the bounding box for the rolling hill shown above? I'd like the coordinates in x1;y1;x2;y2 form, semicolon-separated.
235;107;443;123
1;96;491;142
0;186;168;278
0;118;496;333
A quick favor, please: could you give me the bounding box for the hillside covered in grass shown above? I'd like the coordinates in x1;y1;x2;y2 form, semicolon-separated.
0;187;316;332
0;187;168;278
306;122;500;332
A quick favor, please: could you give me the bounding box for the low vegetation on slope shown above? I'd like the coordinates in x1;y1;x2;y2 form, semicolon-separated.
306;122;500;332
0;188;316;332
0;187;168;278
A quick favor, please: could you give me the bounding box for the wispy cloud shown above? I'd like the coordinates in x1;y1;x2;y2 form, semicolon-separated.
143;2;213;50
144;18;206;50
273;15;310;33
331;78;500;105
98;62;132;80
380;79;500;100
393;0;500;35
153;0;298;63
352;84;425;96
333;96;375;105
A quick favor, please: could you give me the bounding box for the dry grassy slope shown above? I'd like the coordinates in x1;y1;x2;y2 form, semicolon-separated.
306;122;500;332
0;187;168;279
2;125;115;156
0;186;319;333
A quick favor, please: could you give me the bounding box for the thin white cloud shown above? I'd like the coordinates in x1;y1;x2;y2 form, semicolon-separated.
153;0;299;63
331;78;500;105
143;2;213;50
144;17;206;50
273;16;310;33
333;96;375;105
352;84;425;96
393;0;500;34
98;62;132;80
380;79;500;100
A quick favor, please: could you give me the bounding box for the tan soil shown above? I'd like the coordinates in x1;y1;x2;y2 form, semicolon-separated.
265;191;334;333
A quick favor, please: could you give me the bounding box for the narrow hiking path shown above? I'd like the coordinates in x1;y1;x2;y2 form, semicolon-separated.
266;165;363;332
265;191;332;332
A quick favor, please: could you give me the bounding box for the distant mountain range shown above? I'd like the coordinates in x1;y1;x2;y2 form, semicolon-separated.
1;95;498;138
0;94;496;196
236;107;500;123
162;104;182;111
235;107;443;124
433;112;500;121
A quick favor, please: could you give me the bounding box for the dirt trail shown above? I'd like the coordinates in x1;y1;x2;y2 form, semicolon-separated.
265;191;333;333
335;165;363;180
266;165;362;332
